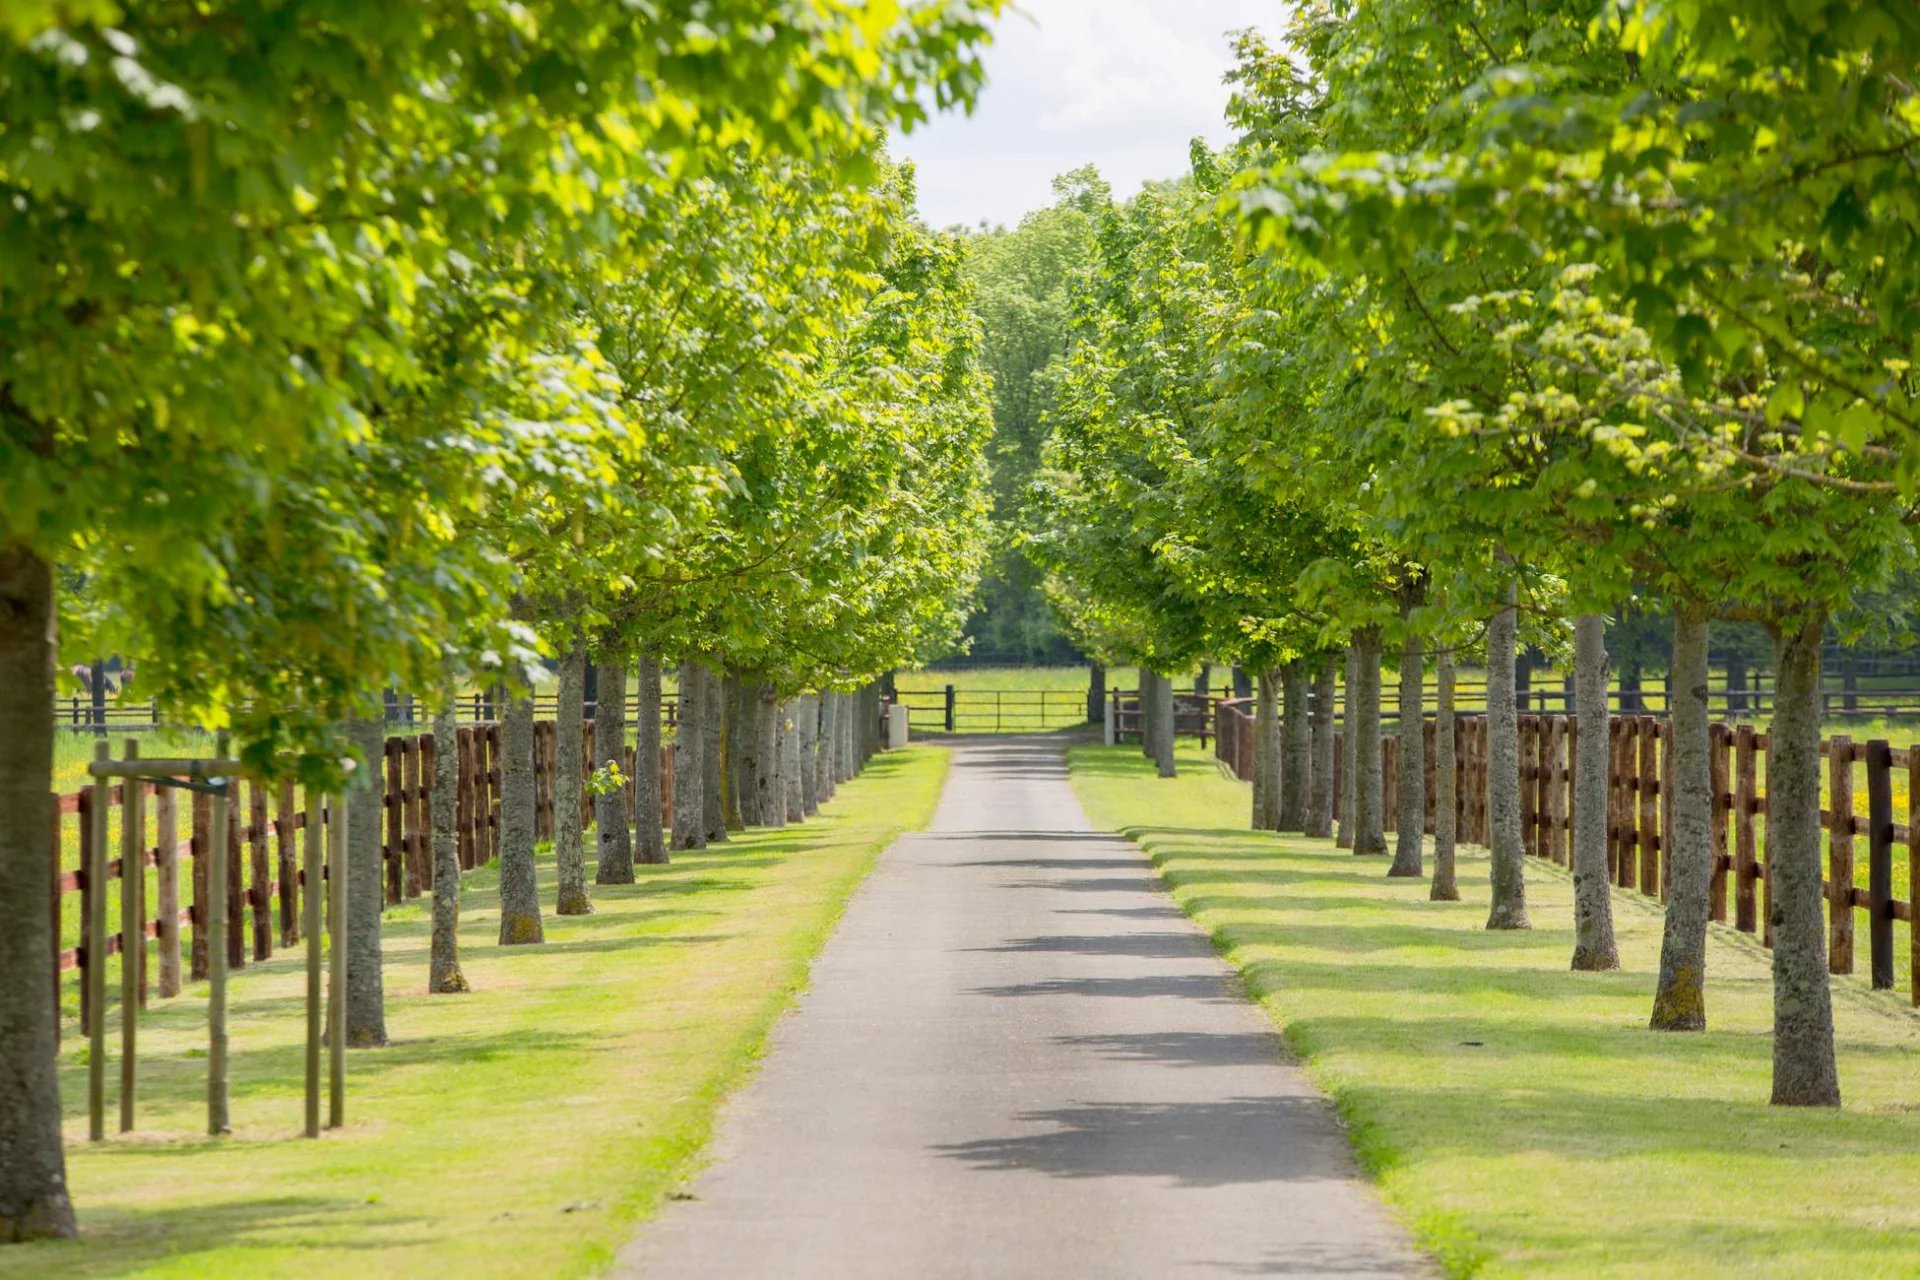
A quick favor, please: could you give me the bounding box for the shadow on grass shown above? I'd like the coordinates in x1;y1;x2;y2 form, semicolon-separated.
18;1195;435;1275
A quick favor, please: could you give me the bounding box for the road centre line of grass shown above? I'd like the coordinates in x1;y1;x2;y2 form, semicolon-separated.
1069;741;1920;1280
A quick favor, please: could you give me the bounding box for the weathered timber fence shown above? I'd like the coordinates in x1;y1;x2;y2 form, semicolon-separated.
1108;689;1215;747
1213;698;1920;1006
55;719;673;1041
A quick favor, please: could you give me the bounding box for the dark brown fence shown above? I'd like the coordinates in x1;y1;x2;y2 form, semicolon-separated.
1213;699;1920;1005
55;721;672;1041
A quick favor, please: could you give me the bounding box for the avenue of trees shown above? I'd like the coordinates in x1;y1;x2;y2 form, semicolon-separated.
1027;1;1920;1114
0;2;1002;1244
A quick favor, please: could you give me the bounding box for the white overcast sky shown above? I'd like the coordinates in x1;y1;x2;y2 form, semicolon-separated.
895;1;1285;230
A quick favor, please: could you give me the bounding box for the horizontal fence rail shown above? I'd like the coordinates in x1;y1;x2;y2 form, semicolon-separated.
893;687;1093;734
51;720;672;1045
1212;699;1920;1007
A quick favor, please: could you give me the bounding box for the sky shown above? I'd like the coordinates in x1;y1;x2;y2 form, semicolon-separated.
895;1;1284;231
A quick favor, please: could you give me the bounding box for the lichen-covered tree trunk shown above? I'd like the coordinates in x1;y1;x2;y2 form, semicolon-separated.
1308;655;1336;838
1768;617;1841;1106
1087;662;1107;724
723;671;748;830
635;654;668;863
1571;613;1618;969
553;648;593;915
781;700;805;822
672;658;706;851
1337;646;1358;849
797;695;819;816
1653;610;1713;1029
734;677;763;824
1353;628;1387;856
1148;669;1177;777
701;663;727;843
1389;634;1425;877
1431;650;1460;902
347;715;392;1041
1485;589;1531;930
1280;660;1310;832
1253;668;1281;830
497;689;545;946
592;662;634;885
428;705;469;993
0;545;77;1241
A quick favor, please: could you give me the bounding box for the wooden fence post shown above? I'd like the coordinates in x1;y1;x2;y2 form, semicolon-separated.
456;727;475;870
249;779;271;961
1828;733;1855;975
1546;716;1568;865
276;780;298;946
1660;719;1675;898
157;782;183;997
1909;745;1919;1007
119;745;143;1133
1759;730;1774;948
49;798;62;1048
191;790;211;980
1735;724;1758;934
1638;715;1660;899
1608;718;1627;887
85;749;107;1142
226;797;246;971
418;734;436;890
1708;724;1730;923
384;737;404;905
1865;739;1893;990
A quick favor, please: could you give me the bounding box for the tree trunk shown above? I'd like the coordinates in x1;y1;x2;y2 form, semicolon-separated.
701;663;728;842
347;715;391;1042
0;545;76;1241
1138;669;1157;759
1571;613;1618;969
833;690;853;783
553;648;592;915
429;705;469;993
1353;628;1386;856
497;689;545;946
1149;669;1177;777
1233;664;1253;700
1253;668;1281;830
783;700;806;823
1619;660;1643;713
672;658;706;851
798;695;820;815
733;678;761;824
1485;589;1531;929
1389;633;1425;877
816;693;838;804
1653;610;1712;1029
635;654;668;863
1088;662;1106;724
592;662;633;885
756;685;784;827
1727;660;1748;716
1431;650;1459;901
1337;646;1358;849
1308;655;1336;838
1280;660;1310;832
723;671;747;830
1768;618;1841;1106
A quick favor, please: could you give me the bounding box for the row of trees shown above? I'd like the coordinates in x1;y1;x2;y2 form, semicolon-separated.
1;1;1003;1244
1029;1;1920;1112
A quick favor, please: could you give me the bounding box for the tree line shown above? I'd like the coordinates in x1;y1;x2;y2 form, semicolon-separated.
0;0;1005;1245
1026;0;1920;1116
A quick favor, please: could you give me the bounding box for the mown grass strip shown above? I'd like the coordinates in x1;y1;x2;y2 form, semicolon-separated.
16;746;948;1280
1069;742;1920;1280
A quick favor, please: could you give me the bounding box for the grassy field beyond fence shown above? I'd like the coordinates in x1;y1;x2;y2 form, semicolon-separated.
16;746;948;1280
1070;741;1920;1280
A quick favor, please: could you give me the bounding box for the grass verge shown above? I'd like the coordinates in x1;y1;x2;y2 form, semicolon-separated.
1068;741;1920;1280
17;746;948;1279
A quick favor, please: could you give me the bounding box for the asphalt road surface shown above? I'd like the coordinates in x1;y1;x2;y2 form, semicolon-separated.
616;735;1427;1278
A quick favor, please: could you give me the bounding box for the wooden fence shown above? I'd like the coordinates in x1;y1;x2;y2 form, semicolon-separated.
1214;699;1920;1005
55;720;672;1040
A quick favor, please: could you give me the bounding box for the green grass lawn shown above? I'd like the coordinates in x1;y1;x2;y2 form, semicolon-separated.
17;745;948;1279
1069;742;1920;1280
